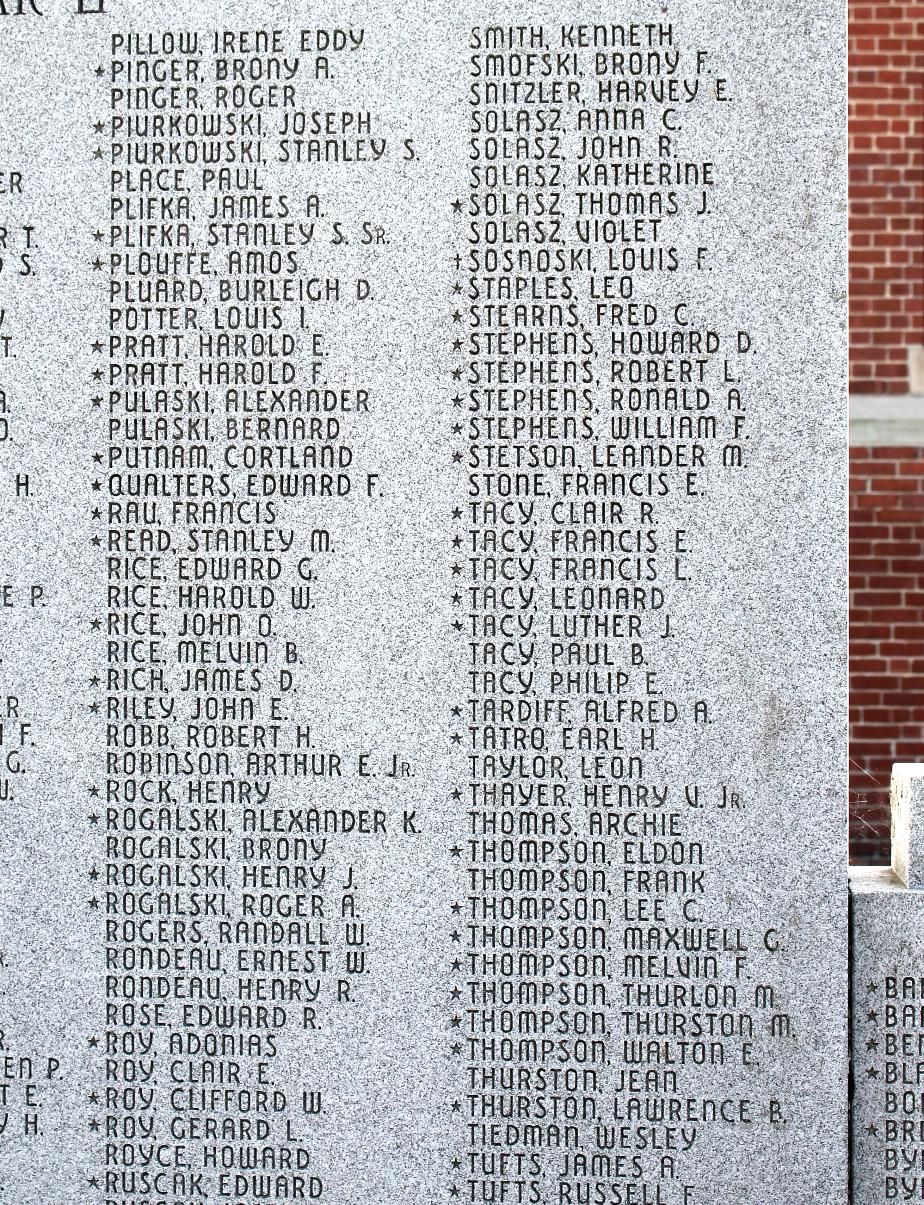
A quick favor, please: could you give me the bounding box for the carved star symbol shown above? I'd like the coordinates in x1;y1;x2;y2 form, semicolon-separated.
451;1043;462;1055
451;902;462;915
452;395;463;407
452;507;462;519
93;147;104;160
90;618;101;630
866;1037;878;1051
452;311;462;323
452;338;463;352
451;930;461;942
89;867;99;881
451;959;462;972
95;65;104;77
450;846;462;857
452;423;463;435
92;480;102;491
452;535;462;548
451;1098;462;1110
92;368;103;381
88;1092;99;1105
451;593;462;605
451;788;461;801
92;396;102;408
87;1035;99;1047
451;282;462;295
451;199;462;213
87;814;100;825
867;1009;878;1022
93;230;104;243
91;535;101;547
88;897;99;909
450;986;461;1000
93;121;104;134
451;564;461;576
452;1158;462;1171
93;452;103;464
866;1066;879;1078
89;701;100;714
89;785;99;797
88;1177;100;1188
452;451;462;463
91;511;101;522
89;1118;100;1131
452;620;463;632
92;257;104;270
450;1015;461;1029
450;1188;460;1198
867;981;878;993
451;732;462;744
866;1123;878;1136
451;367;462;381
92;340;104;353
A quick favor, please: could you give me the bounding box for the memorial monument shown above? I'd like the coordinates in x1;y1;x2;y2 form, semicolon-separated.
0;2;851;1202
852;768;924;1204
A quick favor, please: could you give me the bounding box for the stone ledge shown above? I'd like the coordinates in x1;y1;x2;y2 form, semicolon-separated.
850;395;924;446
848;865;903;893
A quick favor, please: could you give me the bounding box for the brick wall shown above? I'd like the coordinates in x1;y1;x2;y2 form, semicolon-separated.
848;1;924;393
850;446;924;860
848;3;924;862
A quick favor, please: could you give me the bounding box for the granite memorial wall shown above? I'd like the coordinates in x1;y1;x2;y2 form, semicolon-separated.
0;2;850;1203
